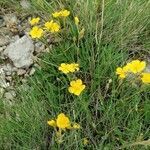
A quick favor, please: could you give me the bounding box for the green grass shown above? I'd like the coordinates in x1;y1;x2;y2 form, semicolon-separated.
0;0;150;149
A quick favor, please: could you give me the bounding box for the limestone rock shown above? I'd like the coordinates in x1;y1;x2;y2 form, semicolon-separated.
4;35;34;68
29;67;36;75
17;69;26;75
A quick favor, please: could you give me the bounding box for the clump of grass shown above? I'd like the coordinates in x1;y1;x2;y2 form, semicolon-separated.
0;0;150;149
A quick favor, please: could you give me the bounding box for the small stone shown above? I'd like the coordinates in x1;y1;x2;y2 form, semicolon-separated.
4;35;34;68
35;42;45;53
4;90;16;100
34;63;41;70
17;69;26;75
29;67;36;75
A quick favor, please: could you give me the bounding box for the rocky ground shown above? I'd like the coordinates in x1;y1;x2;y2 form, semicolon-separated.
0;7;49;102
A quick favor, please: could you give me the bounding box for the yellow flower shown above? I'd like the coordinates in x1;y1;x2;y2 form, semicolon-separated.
52;12;61;18
50;22;60;32
45;20;60;33
29;17;40;26
141;73;150;83
60;10;70;17
52;10;70;18
68;79;85;96
83;138;89;145
29;26;43;39
58;63;79;74
45;21;53;30
116;67;127;79
128;60;146;74
69;63;79;72
47;119;56;127
56;113;71;129
73;123;81;129
74;16;79;26
58;63;70;74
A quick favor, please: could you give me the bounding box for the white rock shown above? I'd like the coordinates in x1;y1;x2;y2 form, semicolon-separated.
29;67;36;75
17;69;26;75
34;63;41;69
4;35;34;68
35;42;45;53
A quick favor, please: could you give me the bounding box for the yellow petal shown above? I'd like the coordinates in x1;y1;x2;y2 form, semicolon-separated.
47;119;56;127
141;73;150;83
74;16;79;25
73;123;81;129
56;113;71;129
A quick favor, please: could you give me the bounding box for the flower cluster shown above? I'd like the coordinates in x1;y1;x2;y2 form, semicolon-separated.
29;9;79;39
52;10;70;18
47;113;80;143
29;18;60;39
29;9;87;145
58;63;86;96
44;20;60;33
116;60;150;83
58;63;79;74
